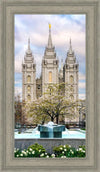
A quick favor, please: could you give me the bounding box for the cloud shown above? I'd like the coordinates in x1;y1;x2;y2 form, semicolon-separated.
14;14;86;97
15;58;22;73
79;82;85;89
79;93;85;100
15;87;22;97
79;72;86;80
15;14;85;58
15;80;21;84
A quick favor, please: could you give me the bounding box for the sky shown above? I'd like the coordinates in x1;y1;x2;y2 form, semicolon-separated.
14;14;86;100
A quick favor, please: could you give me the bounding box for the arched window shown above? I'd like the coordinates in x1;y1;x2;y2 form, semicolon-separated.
82;114;86;121
27;95;31;101
49;71;52;82
27;85;31;94
27;75;31;83
70;75;74;84
70;86;74;92
70;94;74;100
50;88;51;95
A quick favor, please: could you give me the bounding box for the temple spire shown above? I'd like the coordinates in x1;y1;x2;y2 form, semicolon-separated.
28;38;30;50
26;38;32;56
69;38;73;54
48;23;52;48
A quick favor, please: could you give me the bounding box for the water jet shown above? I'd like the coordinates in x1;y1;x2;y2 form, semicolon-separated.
38;121;65;138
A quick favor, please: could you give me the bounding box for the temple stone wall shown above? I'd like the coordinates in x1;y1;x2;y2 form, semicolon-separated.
36;77;42;99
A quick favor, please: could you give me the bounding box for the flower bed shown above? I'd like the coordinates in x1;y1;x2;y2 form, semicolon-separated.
14;143;86;158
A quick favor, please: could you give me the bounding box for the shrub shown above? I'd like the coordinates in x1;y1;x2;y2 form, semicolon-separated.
53;144;86;158
14;143;47;158
53;144;71;157
14;148;21;157
76;145;86;157
14;144;86;158
27;143;46;157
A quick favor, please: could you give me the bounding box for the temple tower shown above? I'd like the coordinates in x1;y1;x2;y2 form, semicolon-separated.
64;39;79;101
42;24;59;95
22;38;36;102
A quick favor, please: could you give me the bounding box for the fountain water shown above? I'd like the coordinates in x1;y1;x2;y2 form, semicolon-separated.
38;121;65;138
15;125;86;139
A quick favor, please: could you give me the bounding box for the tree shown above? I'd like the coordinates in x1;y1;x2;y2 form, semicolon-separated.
78;99;86;128
28;83;79;124
14;94;22;127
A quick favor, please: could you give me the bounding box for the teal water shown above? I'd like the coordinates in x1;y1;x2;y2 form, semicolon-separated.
14;128;86;139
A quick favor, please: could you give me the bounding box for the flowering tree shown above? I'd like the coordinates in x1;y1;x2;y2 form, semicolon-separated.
28;83;79;124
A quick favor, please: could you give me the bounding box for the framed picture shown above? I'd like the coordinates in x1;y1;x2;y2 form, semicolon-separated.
0;0;99;172
14;13;86;156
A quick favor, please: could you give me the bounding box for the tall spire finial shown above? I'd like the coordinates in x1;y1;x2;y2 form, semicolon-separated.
28;38;30;50
49;23;51;30
69;38;72;54
48;23;52;48
70;37;71;45
70;38;72;48
26;38;32;55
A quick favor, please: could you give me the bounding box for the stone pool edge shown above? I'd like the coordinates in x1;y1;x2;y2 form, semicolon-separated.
15;138;86;154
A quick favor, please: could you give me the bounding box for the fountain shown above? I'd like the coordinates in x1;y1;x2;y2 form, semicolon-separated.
38;121;65;138
15;122;86;153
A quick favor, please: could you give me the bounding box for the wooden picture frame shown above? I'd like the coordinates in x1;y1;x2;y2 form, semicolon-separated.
0;0;100;171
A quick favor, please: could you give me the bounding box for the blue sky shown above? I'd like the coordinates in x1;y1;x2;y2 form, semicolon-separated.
14;14;86;100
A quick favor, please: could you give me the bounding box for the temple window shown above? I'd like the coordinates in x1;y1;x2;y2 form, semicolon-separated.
70;86;74;92
27;95;31;101
70;75;74;84
27;75;31;83
37;85;40;89
27;85;31;94
70;94;74;100
49;71;52;82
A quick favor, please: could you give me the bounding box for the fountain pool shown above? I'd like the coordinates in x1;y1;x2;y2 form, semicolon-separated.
14;127;85;139
14;122;85;153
